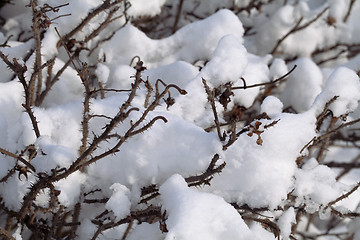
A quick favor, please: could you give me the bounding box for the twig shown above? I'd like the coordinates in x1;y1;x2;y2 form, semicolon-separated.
60;0;120;43
30;0;43;107
344;0;356;22
271;7;328;55
172;0;184;33
0;227;16;240
185;154;226;187
316;96;338;131
22;104;41;138
316;116;338;163
0;147;35;172
202;78;225;141
121;220;133;240
231;65;297;90
84;5;121;42
301;117;360;154
325;182;360;209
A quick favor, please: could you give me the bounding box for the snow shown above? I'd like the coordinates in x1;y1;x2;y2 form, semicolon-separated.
102;9;244;67
261;96;283;117
127;0;167;17
312;66;360;116
277;207;296;240
159;174;258;240
55;171;87;207
200;35;247;86
280;58;323;112
209;111;317;209
105;183;131;221
95;63;110;85
294;158;347;212
0;0;360;239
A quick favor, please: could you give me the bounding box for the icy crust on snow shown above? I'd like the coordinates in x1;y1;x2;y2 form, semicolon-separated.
160;174;259;240
102;9;244;67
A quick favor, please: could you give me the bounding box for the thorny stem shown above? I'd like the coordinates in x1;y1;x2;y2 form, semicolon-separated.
84;5;121;43
60;0;122;43
79;64;91;160
22;104;41;138
30;0;43;107
202;78;225;141
0;147;35;172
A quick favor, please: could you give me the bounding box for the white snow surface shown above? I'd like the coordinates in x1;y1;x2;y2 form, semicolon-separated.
160;174;259;240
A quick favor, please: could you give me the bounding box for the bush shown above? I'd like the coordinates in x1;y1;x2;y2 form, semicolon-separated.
0;0;360;239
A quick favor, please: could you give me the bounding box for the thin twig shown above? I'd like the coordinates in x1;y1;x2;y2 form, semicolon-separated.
271;7;328;55
22;104;41;138
172;0;184;33
0;147;35;172
202;78;225;141
344;0;356;22
231;65;297;90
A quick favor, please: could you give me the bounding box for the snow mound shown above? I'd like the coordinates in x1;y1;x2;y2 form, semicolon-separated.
160;174;259;240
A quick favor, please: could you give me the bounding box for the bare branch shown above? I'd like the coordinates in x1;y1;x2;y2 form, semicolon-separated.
231;65;297;90
271;7;329;55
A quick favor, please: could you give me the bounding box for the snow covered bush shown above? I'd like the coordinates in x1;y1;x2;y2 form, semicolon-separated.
0;0;360;239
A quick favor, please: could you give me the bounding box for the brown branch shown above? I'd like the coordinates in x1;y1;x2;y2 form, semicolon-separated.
316;96;338;131
185;154;226;187
202;78;225;141
172;0;184;33
0;227;16;240
0;147;35;172
30;0;43;107
128;116;167;137
325;182;360;209
271;7;329;55
0;51;29;103
335;153;360;180
0;167;16;183
37;57;73;105
316;116;338;163
301;117;360;154
91;206;161;240
231;64;297;90
78;83;186;170
121;220;134;240
84;5;121;43
22;104;41;138
344;0;356;22
60;0;120;43
79;63;91;159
